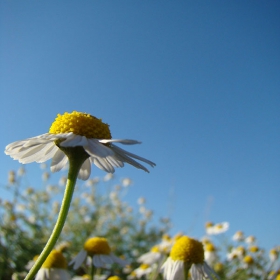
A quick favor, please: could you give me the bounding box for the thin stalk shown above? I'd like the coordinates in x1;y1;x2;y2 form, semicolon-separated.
24;146;89;280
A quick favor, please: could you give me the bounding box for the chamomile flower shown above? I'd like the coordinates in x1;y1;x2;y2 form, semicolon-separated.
232;231;244;242
35;250;71;280
134;263;154;278
269;248;279;262
204;243;218;266
206;222;229;235
161;236;218;280
69;237;127;270
137;245;164;265
5;111;155;180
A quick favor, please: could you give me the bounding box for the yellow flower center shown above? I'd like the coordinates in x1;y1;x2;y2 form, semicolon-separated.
243;255;254;265
42;250;67;269
151;246;159;253
108;277;122;280
205;243;216;252
170;236;204;264
249;246;259;253
205;222;213;228
140;264;150;270
49;111;112;139
84;237;111;256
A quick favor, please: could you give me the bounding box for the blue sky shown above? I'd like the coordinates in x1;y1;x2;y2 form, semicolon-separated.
1;1;279;251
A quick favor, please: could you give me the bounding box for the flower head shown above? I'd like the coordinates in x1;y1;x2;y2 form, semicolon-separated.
5;111;155;180
161;236;218;280
35;250;71;280
69;237;127;270
206;222;229;235
232;231;244;242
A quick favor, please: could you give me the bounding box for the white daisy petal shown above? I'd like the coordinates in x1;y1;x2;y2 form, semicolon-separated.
92;157;115;173
111;144;156;167
51;149;68;173
86;139;115;158
69;249;87;270
99;139;141;145
78;158;91;180
60;135;88;147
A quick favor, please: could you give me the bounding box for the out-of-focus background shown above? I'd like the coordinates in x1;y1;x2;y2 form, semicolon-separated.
1;1;279;250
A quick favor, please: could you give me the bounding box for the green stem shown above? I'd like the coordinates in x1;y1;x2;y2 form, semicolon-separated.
24;146;89;280
90;259;95;280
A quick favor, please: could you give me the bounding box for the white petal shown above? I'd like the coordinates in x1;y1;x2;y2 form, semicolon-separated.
60;135;88;147
51;149;68;173
86;139;115;158
92;255;106;267
92;157;115;173
99;139;141;145
78;158;91;180
69;250;87;270
111;144;156;167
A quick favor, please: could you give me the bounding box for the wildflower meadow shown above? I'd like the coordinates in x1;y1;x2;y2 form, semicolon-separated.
1;166;279;280
1;111;279;280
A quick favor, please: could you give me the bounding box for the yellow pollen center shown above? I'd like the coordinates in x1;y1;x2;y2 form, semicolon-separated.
151;246;160;253
170;236;204;264
205;222;214;228
243;255;254;265
49;111;112;139
84;237;111;256
140;264;150;270
249;246;259;253
42;250;67;269
205;243;216;252
107;277;122;280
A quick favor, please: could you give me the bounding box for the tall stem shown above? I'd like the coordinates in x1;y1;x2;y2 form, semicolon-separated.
24;146;89;280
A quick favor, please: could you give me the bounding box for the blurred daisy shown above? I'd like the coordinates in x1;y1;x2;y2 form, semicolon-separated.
227;246;245;261
161;235;218;280
137;245;164;265
242;255;254;268
206;222;229;235
69;237;127;270
245;235;256;244
134;263;154;278
269;248;279;262
232;231;244;242
35;250;71;280
5;111;155;180
204;243;218;266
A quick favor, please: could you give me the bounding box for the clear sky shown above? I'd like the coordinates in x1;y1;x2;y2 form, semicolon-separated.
1;1;279;251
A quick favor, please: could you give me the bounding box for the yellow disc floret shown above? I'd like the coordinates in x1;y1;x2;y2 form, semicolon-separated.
170;236;204;264
42;250;67;269
108;277;122;280
84;237;111;256
243;255;254;265
49;111;112;139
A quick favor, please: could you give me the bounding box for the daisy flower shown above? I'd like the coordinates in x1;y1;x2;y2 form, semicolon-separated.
204;243;218;266
35;250;71;280
5;111;155;180
232;231;244;242
133;263;154;278
205;222;229;235
137;245;164;266
69;237;127;270
161;235;218;280
269;248;279;262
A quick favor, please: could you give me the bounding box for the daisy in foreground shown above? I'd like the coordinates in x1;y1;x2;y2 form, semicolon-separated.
35;250;71;280
161;236;219;280
69;237;127;270
5;111;154;280
5;111;156;180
